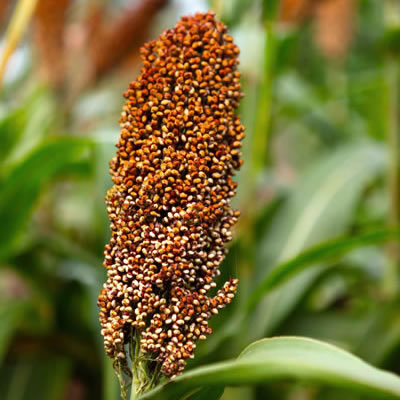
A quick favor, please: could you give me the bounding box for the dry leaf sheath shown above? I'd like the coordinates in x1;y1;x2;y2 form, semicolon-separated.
88;0;169;84
97;10;244;391
34;0;71;90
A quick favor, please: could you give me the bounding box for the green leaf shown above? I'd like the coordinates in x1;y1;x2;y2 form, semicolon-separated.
2;357;71;400
215;0;257;26
0;301;27;362
140;337;400;400
250;141;386;338
104;355;121;400
262;0;280;21
246;228;400;310
0;106;26;163
355;304;400;367
1;90;57;171
181;386;224;400
0;268;54;343
251;21;276;175
0;137;93;260
281;311;374;350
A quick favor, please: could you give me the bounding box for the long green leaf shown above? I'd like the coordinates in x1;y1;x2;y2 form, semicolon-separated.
2;357;71;400
0;137;93;260
355;305;400;366
250;142;386;338
104;355;120;400
140;337;400;400
246;228;400;310
2;90;57;171
0;301;27;362
181;386;224;400
0;107;26;163
214;0;256;26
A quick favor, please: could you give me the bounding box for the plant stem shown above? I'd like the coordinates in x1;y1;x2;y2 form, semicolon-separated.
146;362;161;391
384;56;400;298
129;376;138;400
238;7;276;350
129;329;160;399
251;20;275;180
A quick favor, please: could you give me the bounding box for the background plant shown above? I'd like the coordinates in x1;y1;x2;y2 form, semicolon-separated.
1;0;400;399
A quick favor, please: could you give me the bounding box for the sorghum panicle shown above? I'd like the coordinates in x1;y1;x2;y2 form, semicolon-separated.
98;11;244;378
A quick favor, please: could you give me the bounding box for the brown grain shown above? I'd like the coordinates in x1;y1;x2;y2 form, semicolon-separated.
98;11;244;377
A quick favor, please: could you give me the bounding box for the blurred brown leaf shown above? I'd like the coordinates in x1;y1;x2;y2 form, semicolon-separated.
65;379;86;400
64;0;168;103
280;0;312;23
0;0;14;29
280;0;356;60
85;3;106;49
313;0;356;60
34;0;72;90
88;0;168;83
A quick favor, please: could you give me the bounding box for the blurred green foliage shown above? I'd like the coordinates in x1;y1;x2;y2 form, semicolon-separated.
1;0;400;399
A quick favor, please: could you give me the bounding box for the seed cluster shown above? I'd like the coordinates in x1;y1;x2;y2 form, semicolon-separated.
98;11;244;377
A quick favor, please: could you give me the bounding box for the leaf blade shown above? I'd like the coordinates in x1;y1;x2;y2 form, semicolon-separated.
0;137;93;260
140;337;400;400
250;142;386;337
246;228;400;310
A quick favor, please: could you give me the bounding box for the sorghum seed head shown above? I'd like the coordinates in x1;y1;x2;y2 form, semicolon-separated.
98;10;244;377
